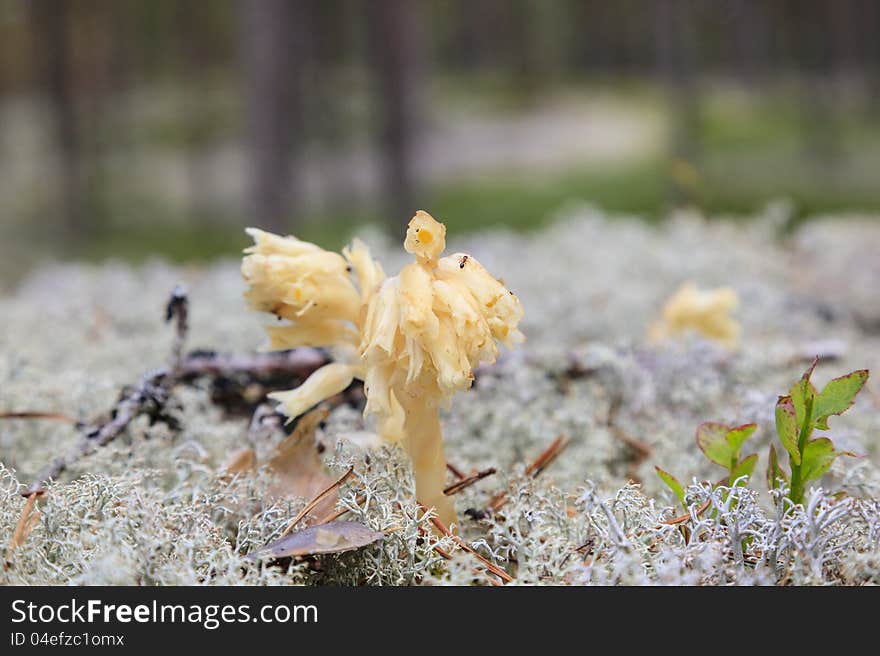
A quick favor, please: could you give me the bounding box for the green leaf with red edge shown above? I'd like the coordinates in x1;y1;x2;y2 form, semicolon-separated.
696;422;757;469
813;370;869;430
775;396;800;465
800;438;838;483
800;438;856;484
655;466;686;506
696;422;732;468
729;454;758;486
790;360;818;431
725;423;757;456
766;444;788;489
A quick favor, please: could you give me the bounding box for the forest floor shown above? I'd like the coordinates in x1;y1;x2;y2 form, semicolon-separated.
2;207;879;585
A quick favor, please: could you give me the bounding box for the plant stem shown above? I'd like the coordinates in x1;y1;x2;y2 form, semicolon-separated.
789;395;814;505
400;395;456;530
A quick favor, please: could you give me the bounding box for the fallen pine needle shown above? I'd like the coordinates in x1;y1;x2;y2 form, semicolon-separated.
0;411;79;424
423;505;513;584
435;546;453;560
488;435;568;512
526;435;568;477
315;465;497;525
281;467;354;537
422;532;496;585
608;424;652;459
418;526;452;560
446;462;466;480
5;492;42;565
443;468;496;496
313;491;366;525
660;499;712;526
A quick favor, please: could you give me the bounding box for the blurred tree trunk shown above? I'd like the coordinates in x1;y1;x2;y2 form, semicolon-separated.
178;1;214;225
108;1;136;154
368;0;423;235
654;0;701;207
242;0;302;232
793;0;842;170
730;0;768;86
450;0;486;71
507;0;539;94
28;0;86;239
864;0;880;113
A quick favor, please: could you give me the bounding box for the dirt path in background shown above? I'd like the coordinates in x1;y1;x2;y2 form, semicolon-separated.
0;93;662;216
230;94;663;208
0;93;661;284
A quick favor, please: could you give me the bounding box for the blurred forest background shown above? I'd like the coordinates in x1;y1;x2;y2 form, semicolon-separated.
2;0;880;284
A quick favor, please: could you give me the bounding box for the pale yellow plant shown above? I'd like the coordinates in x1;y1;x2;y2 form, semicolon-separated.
242;211;524;527
649;282;740;347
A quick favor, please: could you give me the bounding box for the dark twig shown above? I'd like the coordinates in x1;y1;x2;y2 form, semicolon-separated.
246;403;285;445
26;368;171;494
165;284;189;370
24;287;334;496
178;349;328;380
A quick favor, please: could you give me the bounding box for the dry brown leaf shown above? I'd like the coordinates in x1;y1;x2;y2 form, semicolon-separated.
219;447;256;477
267;408;336;520
248;521;384;560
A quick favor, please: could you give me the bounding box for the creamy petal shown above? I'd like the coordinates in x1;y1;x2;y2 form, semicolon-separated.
265;320;359;350
343;238;386;302
268;363;356;420
244;227;323;257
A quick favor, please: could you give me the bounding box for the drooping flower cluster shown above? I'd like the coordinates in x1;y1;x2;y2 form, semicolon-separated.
241;211;524;526
360;211;524;440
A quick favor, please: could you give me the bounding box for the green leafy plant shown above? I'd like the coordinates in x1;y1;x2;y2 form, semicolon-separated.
771;359;868;505
656;422;758;509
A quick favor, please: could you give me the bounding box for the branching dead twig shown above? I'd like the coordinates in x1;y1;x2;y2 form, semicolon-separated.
26;368;173;495
165;284;189;370
24;287;334;496
179;349;329;380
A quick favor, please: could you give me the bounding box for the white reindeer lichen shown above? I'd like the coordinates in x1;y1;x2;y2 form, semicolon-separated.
242;210;524;526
